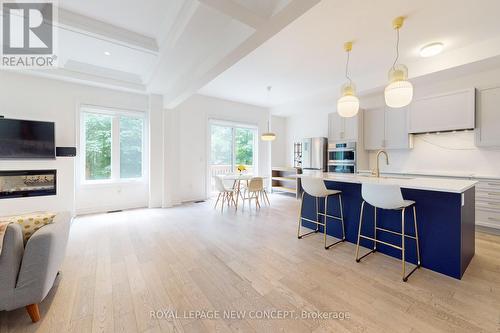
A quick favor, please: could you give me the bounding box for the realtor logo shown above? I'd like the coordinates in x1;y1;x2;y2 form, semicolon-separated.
1;0;58;68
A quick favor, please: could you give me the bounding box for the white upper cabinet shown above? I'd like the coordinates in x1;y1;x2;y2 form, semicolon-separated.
343;114;359;141
385;106;412;149
328;112;343;142
363;107;385;150
408;88;475;133
328;110;363;142
363;106;412;150
476;86;500;147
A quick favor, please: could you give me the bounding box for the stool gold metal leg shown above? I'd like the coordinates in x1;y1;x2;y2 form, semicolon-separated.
355;201;365;262
339;194;346;240
323;194;346;250
297;192;304;238
298;192;318;239
324;196;328;249
316;197;319;224
413;205;421;267
401;208;407;281
374;207;377;251
355;200;377;262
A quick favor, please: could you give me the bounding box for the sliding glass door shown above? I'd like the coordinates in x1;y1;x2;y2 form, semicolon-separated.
209;121;257;193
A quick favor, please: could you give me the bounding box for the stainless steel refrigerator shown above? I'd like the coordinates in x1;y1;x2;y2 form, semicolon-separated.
301;137;327;171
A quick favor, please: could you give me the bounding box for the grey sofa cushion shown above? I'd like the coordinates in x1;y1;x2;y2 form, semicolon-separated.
0;223;24;310
0;212;71;311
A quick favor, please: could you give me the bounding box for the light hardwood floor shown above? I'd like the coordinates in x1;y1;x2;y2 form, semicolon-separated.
1;195;499;332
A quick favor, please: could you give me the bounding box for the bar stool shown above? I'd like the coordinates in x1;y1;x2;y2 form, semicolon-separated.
355;183;421;282
297;176;345;249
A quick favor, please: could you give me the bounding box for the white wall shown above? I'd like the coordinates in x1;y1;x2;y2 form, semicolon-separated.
270;115;287;167
148;94;164;208
0;71;150;216
283;109;329;166
165;94;270;203
279;64;500;177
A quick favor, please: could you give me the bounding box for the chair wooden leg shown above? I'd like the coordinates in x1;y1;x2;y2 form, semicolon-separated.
214;193;221;209
26;304;40;323
264;190;270;205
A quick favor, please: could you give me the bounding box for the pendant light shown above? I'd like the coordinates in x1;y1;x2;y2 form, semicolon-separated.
261;86;276;141
384;16;413;108
337;41;359;117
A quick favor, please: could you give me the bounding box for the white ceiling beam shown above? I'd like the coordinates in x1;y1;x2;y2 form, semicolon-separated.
159;0;200;50
163;0;321;108
57;8;159;54
198;0;265;29
145;0;200;86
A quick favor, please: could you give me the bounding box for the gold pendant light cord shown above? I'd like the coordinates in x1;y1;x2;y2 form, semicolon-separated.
392;27;400;70
345;50;352;86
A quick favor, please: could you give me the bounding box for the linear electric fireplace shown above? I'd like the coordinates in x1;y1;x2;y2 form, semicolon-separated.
0;170;56;199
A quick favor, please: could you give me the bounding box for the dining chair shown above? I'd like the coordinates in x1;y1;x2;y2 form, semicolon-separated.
213;175;236;212
243;177;264;209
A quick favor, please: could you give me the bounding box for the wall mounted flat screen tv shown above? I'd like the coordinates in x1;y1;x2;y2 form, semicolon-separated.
0;118;55;159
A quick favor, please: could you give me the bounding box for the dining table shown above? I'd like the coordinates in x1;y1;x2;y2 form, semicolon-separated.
222;174;265;209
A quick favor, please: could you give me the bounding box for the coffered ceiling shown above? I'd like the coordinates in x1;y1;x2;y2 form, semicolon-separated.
2;0;319;108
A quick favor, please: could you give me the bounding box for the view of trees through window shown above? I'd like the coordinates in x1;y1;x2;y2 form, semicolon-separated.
235;128;254;166
120;116;143;178
83;111;143;181
210;125;232;166
84;113;112;180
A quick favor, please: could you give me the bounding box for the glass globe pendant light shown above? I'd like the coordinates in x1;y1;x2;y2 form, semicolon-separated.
337;41;359;118
261;86;276;141
385;16;413;108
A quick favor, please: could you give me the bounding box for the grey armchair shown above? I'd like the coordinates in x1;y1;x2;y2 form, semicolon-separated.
0;212;71;322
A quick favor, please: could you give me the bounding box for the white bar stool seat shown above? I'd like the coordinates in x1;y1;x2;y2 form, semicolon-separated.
355;183;421;282
297;176;345;249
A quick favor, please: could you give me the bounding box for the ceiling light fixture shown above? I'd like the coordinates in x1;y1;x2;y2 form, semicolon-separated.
104;51;111;56
337;41;359;118
261;86;276;141
384;16;413;108
420;42;444;57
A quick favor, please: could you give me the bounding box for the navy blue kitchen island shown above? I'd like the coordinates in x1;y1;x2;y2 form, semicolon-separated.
298;174;476;279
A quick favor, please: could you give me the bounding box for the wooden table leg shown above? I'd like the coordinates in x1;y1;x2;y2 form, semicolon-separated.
235;180;240;209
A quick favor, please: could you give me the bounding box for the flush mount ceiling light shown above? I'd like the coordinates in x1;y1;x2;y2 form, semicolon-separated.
385;16;414;108
420;42;444;57
337;41;359;118
104;51;111;56
261;86;276;141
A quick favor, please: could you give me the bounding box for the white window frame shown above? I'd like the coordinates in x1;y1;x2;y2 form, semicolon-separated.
79;105;146;185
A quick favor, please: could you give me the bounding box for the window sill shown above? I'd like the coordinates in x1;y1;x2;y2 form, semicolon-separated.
79;178;146;189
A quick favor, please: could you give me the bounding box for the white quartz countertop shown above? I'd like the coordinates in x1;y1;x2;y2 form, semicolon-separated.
299;172;477;193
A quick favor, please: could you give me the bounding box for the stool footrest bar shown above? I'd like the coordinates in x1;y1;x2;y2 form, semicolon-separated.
376;226;417;239
360;235;402;250
300;217;326;227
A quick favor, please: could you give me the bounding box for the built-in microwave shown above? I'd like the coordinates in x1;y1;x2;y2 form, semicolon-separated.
327;142;356;173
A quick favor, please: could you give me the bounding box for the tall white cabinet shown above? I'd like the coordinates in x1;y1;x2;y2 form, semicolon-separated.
476;86;500;147
363;106;412;150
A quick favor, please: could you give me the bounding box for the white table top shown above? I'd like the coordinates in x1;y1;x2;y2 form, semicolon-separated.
222;174;265;181
299;172;477;194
